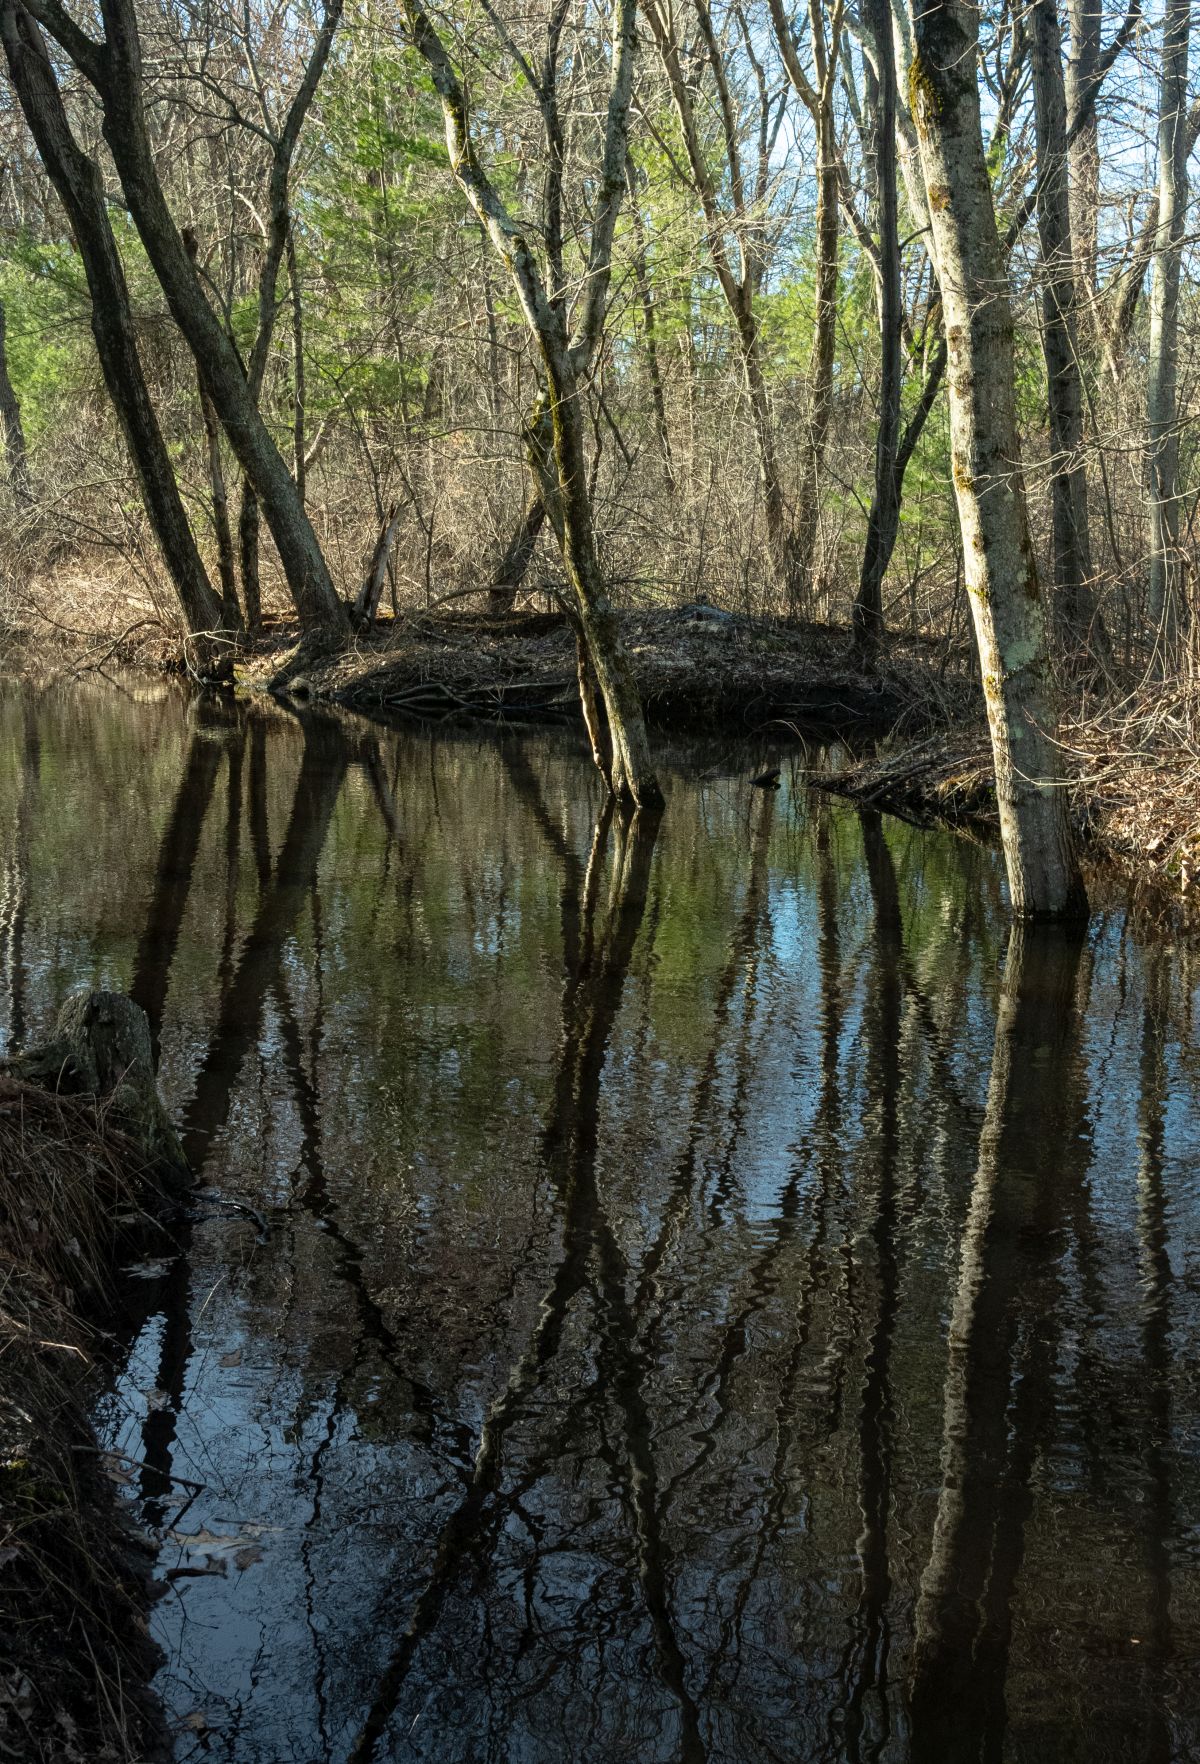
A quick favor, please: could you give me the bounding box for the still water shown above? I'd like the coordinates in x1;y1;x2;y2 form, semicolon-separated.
2;677;1199;1763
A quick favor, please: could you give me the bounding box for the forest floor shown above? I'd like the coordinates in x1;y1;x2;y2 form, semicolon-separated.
0;1078;173;1763
242;600;978;736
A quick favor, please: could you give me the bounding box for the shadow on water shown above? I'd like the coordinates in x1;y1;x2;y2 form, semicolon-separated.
1;678;1198;1763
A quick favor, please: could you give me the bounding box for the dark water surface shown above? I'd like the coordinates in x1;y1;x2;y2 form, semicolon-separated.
2;677;1199;1763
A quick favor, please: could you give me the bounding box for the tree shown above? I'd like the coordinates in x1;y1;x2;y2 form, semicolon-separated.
1146;0;1190;660
22;0;348;638
851;0;902;659
0;292;32;505
1;0;225;643
906;0;1086;917
402;0;662;806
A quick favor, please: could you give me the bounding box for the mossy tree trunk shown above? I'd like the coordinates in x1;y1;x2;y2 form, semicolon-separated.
404;0;661;807
906;0;1086;918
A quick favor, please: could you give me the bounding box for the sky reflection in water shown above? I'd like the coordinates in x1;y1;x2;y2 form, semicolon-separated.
2;677;1199;1764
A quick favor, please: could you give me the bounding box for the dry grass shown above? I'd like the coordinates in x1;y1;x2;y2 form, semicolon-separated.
0;1079;168;1764
1058;680;1200;895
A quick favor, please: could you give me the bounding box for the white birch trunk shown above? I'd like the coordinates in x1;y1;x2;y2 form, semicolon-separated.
905;0;1086;918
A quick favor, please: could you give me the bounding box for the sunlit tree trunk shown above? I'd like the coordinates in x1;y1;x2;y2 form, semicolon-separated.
906;0;1086;918
1146;0;1190;660
1066;0;1102;309
405;0;661;806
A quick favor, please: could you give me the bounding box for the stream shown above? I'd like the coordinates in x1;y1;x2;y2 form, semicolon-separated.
2;675;1199;1762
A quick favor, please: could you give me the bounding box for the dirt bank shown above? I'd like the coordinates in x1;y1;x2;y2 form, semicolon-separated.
1;995;187;1763
248;603;976;735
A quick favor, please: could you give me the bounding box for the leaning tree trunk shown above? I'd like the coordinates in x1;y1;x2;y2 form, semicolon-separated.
30;0;348;637
1029;0;1108;661
488;491;547;613
1;1;224;644
853;0;903;660
405;0;661;807
0;294;32;507
525;384;662;805
907;0;1087;918
1146;0;1190;662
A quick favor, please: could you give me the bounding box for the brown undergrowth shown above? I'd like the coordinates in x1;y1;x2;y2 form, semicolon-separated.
0;1080;170;1763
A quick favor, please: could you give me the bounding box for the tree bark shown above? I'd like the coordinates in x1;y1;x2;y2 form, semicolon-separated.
488;491;546;613
793;76;841;599
853;0;902;660
0;294;32;506
1066;0;1102;308
405;0;661;806
1146;0;1189;660
355;500;404;625
907;0;1087;918
23;0;348;637
1029;0;1107;659
1;0;223;642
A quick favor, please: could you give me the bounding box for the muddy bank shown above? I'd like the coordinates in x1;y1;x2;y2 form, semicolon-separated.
0;994;187;1763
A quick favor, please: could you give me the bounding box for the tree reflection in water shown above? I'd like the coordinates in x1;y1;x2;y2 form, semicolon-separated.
0;681;1197;1764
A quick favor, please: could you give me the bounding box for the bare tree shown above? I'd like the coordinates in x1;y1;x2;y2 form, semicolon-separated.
1;0;225;642
402;0;662;805
905;0;1086;917
1146;0;1190;659
21;0;348;638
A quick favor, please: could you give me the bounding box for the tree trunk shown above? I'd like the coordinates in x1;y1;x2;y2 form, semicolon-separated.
0;1;223;643
526;384;662;806
1146;0;1189;660
1029;0;1107;659
626;156;676;495
47;0;348;637
907;0;1087;918
853;0;903;660
406;0;661;806
488;491;546;613
355;500;404;625
182;231;242;629
1065;0;1102;308
0;294;33;506
793;92;840;600
239;485;262;631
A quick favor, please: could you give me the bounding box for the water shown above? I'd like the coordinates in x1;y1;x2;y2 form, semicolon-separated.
2;675;1199;1764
